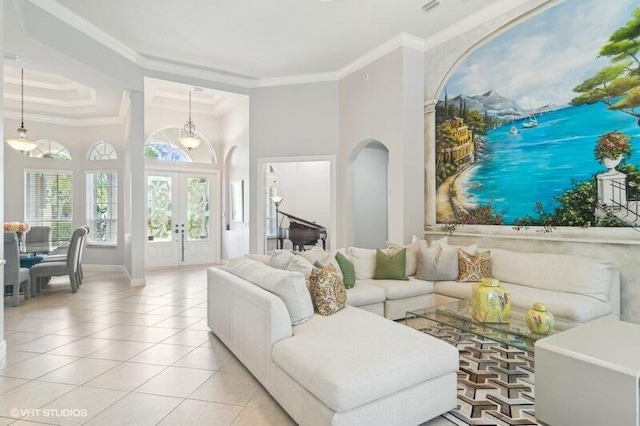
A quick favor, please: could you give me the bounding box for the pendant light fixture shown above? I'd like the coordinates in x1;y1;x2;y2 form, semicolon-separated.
179;89;201;150
6;68;37;152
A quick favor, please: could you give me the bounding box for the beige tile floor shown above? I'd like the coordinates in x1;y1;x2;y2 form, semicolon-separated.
2;266;453;426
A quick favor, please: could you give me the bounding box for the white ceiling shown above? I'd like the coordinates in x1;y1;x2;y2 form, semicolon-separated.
2;0;508;124
54;0;499;79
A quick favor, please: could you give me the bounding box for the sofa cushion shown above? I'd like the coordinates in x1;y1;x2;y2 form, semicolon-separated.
225;256;314;325
373;248;407;280
491;249;612;302
348;247;377;280
308;265;347;316
272;306;458;412
366;277;434;300
345;280;386;307
435;280;611;322
416;238;477;281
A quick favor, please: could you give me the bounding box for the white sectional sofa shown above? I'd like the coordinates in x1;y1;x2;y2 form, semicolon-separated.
207;243;620;425
207;261;459;426
345;246;620;323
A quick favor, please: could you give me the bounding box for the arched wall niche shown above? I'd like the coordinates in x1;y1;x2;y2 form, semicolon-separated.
346;139;389;248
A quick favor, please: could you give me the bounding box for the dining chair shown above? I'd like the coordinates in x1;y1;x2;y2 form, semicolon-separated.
30;227;87;294
40;226;89;286
4;232;31;306
25;225;51;254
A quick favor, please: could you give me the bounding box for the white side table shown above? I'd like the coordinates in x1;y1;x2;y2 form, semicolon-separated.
535;320;640;426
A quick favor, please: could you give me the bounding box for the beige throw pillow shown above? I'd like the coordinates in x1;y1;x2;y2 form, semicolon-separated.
386;235;421;277
348;247;377;280
416;237;477;281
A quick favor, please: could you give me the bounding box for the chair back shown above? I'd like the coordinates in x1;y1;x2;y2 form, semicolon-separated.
79;226;89;264
26;226;51;244
66;227;88;272
3;232;20;285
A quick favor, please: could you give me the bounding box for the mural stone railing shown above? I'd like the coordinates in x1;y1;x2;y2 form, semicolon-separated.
596;172;640;227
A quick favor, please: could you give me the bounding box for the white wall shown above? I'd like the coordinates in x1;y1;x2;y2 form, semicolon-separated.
353;144;388;248
221;98;250;259
340;46;425;246
3;118;126;266
249;82;339;252
276;161;331;240
1;0;7;362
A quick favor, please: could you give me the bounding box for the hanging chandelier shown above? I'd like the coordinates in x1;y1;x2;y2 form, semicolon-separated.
179;89;201;150
6;68;37;152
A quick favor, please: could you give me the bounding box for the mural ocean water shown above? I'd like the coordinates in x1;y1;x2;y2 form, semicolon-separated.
435;0;640;227
465;101;640;223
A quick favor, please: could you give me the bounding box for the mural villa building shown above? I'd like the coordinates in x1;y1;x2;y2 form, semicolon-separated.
437;117;475;166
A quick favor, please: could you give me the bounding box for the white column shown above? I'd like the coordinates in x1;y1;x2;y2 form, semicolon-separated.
597;171;627;207
424;99;437;229
0;0;7;362
125;90;145;286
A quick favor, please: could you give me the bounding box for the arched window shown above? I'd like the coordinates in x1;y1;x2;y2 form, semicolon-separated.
89;142;118;160
145;127;216;163
28;139;72;160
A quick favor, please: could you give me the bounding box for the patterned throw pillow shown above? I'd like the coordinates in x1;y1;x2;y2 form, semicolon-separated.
457;249;492;282
308;265;346;316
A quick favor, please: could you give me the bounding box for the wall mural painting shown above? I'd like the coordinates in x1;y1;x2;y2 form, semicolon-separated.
435;0;640;230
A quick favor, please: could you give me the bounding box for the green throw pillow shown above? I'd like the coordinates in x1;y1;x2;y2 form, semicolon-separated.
335;252;356;289
374;248;408;280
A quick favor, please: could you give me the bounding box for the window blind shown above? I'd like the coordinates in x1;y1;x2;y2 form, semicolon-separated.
24;170;74;245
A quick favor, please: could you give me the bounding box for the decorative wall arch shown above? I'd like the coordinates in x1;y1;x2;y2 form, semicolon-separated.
145;125;218;164
88;141;118;160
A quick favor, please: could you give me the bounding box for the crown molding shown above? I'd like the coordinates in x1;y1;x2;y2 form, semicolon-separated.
142;57;258;89
4;110;125;127
28;0;143;65
257;72;338;88
337;32;426;79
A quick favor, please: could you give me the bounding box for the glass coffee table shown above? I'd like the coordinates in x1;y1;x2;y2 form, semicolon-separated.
406;299;579;352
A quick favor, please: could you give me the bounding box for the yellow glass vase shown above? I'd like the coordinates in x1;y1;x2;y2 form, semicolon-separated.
472;278;511;323
526;302;554;335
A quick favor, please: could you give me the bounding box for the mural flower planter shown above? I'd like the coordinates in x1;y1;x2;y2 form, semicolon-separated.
595;131;632;174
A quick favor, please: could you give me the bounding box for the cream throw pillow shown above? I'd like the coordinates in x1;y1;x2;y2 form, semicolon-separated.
348;247;378;280
270;249;296;269
298;247;343;279
416;237;478;281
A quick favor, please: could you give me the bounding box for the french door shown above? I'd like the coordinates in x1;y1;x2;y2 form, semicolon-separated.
145;170;219;267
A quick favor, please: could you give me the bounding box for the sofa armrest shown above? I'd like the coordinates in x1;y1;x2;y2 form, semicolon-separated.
207;267;293;384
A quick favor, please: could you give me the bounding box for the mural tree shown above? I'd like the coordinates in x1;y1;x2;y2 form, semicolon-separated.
572;7;640;125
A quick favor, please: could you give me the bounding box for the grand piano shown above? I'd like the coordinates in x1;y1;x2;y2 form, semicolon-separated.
277;210;327;251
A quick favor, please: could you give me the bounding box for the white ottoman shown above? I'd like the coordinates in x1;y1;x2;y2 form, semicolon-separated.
535;320;640;426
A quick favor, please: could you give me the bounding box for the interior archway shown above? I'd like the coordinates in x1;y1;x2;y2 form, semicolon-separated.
347;140;389;248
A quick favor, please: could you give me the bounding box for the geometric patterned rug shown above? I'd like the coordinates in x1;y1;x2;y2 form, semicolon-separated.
410;321;540;425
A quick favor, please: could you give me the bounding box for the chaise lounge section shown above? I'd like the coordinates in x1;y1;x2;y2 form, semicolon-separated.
207;259;459;426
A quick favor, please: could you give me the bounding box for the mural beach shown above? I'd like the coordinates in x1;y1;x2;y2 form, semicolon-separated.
435;0;640;227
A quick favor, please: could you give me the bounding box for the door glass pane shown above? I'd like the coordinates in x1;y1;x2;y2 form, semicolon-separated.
147;176;172;242
187;177;210;241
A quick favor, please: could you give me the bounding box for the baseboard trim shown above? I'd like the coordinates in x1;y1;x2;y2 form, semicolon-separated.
123;267;146;287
